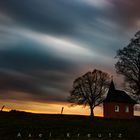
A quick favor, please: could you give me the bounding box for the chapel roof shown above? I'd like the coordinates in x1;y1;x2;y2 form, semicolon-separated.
104;80;136;104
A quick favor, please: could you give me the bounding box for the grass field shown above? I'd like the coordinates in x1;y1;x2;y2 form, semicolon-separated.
0;111;140;140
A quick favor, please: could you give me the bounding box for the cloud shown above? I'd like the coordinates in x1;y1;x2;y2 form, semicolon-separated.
0;35;78;103
79;0;112;8
20;29;94;61
0;0;137;106
0;67;73;103
0;0;113;35
0;15;17;47
109;0;140;28
0;0;81;35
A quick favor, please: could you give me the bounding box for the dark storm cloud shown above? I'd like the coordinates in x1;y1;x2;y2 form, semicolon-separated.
0;39;76;102
0;69;71;103
0;0;123;56
0;0;108;35
109;0;140;28
0;42;73;72
0;0;102;103
0;0;137;104
0;0;79;34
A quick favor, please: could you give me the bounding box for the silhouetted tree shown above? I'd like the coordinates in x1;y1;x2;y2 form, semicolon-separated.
68;69;110;117
115;31;140;102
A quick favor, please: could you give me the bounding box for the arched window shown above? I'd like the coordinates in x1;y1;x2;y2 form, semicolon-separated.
125;106;129;113
115;105;119;112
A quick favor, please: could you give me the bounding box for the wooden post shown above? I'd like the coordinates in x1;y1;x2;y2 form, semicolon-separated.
1;105;5;111
61;107;64;115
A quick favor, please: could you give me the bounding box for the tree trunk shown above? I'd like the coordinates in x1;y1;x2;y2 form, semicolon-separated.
90;106;94;118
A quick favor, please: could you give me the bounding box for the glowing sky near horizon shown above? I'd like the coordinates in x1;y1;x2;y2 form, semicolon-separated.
0;0;140;116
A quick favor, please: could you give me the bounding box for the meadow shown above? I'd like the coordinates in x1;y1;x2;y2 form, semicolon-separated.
0;111;140;140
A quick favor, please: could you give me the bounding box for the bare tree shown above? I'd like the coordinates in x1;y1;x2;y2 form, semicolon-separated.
68;69;110;117
115;31;140;102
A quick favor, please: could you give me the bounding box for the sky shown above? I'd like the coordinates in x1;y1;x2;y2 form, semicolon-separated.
0;0;140;116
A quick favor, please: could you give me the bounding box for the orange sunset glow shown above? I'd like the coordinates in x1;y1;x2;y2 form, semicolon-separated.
0;100;103;117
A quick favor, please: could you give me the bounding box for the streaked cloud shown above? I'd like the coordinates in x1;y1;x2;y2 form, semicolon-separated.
20;29;95;61
109;0;140;29
80;0;112;8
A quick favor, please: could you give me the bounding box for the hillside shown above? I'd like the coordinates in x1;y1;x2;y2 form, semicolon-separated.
0;111;140;140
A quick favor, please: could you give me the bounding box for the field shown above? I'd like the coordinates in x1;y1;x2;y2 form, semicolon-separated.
0;111;140;140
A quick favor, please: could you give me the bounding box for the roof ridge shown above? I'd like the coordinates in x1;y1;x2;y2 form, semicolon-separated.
104;82;136;104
